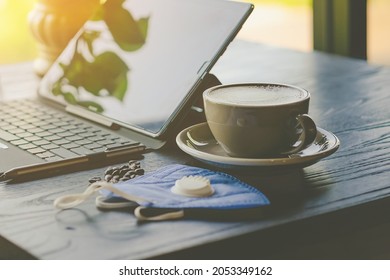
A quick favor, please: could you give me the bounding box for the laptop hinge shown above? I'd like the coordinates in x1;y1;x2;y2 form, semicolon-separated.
65;105;120;130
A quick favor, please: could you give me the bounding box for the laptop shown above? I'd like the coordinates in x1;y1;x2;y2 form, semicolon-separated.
0;0;253;181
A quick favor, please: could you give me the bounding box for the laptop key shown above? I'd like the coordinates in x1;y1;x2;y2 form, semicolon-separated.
84;143;103;150
87;136;106;142
52;139;70;145
36;131;53;137
61;143;80;149
32;139;51;146
41;144;59;150
44;135;61;141
29;127;45;134
7;128;25;135
27;147;46;154
36;151;55;158
71;146;94;156
40;124;57;131
50;147;79;158
66;135;83;141
25;135;42;142
96;139;115;146
91;147;106;153
18;123;36;130
2;125;17;131
75;139;92;146
16;132;33;138
45;156;64;161
10;139;29;146
0;130;20;141
50;128;66;134
57;131;75;138
19;143;38;150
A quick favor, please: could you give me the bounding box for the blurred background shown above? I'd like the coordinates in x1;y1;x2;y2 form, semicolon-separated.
0;0;389;65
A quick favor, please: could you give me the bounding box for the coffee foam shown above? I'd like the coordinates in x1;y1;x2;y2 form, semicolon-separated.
207;84;307;106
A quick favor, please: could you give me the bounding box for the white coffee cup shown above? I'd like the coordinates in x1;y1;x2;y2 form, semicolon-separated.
203;83;317;158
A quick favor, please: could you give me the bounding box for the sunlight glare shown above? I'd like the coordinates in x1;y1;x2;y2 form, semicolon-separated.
0;0;37;63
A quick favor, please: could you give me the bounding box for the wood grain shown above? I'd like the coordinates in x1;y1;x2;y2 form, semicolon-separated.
0;40;389;259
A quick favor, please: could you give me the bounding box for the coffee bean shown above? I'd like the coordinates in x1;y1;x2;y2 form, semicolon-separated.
120;164;129;170
125;170;135;176
104;167;114;175
135;168;144;175
89;160;143;185
88;176;102;183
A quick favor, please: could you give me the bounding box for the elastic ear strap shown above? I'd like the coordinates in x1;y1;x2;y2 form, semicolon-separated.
134;206;184;221
54;181;150;210
53;182;106;209
95;195;136;209
96;183;150;204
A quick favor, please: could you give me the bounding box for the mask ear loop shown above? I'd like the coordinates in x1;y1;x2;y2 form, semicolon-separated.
54;182;184;221
134;206;184;221
53;181;150;210
95;195;137;209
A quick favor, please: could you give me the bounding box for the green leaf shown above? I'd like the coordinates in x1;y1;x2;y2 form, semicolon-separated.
90;4;104;21
62;92;77;104
81;31;101;55
52;81;62;96
110;72;128;101
103;0;149;52
81;51;129;101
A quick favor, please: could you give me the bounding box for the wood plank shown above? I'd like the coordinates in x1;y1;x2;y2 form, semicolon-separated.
0;40;389;259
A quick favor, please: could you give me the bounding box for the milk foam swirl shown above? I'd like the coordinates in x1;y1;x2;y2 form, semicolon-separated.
206;84;308;106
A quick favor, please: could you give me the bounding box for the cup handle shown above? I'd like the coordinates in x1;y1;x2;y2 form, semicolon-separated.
282;114;317;155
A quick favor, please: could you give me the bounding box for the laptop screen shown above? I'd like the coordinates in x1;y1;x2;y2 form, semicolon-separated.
38;0;252;137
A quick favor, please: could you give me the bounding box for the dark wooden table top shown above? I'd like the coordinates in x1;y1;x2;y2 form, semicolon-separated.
1;40;389;259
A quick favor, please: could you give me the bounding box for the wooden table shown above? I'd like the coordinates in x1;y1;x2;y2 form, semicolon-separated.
1;40;389;259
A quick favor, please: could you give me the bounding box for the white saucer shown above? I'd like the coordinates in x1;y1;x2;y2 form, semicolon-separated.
176;122;340;168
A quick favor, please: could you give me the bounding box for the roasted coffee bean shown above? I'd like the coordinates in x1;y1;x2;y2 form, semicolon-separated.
90;160;143;185
125;170;135;176
88;176;102;184
135;168;144;175
120;164;129;170
104;167;114;175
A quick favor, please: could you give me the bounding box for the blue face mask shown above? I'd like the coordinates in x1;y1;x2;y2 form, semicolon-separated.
54;164;270;221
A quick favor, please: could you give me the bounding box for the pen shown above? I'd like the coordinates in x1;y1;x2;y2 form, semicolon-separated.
0;144;146;182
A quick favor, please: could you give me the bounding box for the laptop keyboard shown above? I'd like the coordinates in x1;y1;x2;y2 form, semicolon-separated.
0;99;139;161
